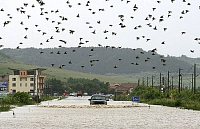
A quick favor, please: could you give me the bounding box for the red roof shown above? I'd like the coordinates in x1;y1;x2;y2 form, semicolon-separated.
120;83;138;88
109;83;138;90
109;83;120;89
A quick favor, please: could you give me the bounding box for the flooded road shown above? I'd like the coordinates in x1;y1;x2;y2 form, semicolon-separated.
0;96;200;129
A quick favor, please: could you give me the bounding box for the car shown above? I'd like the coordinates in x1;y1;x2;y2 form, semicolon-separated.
77;91;82;97
88;94;108;105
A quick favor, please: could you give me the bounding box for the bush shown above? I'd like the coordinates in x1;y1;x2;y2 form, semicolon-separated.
13;92;35;105
129;86;200;110
1;96;17;104
0;99;12;112
113;86;200;111
129;86;164;100
114;94;129;101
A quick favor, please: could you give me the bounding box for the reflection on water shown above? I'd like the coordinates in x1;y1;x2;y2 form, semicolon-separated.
0;96;200;129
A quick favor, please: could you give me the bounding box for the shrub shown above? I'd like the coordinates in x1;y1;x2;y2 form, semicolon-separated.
13;92;35;105
130;86;164;100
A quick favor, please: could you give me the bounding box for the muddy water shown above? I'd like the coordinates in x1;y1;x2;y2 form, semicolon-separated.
0;96;200;129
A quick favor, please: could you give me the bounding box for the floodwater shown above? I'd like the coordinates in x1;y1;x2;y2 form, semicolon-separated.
0;96;200;129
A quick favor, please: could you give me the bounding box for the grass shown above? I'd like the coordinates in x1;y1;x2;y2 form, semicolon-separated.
0;104;11;112
146;98;200;111
147;98;180;107
0;57;139;83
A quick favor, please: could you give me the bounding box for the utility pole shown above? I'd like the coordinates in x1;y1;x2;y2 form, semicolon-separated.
142;77;144;86
33;69;36;96
181;74;183;91
160;73;162;92
138;78;140;86
194;64;196;94
171;76;174;90
152;75;154;88
192;74;193;93
167;71;170;97
178;68;181;93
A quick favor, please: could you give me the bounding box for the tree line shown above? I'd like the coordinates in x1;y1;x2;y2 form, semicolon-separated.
45;77;110;95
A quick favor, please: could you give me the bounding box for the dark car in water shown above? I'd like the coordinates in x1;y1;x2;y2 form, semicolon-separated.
88;94;108;105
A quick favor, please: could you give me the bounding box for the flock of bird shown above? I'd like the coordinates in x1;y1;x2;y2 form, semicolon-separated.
0;0;200;71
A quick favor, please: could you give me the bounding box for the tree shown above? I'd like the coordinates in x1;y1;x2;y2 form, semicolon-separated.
46;78;65;95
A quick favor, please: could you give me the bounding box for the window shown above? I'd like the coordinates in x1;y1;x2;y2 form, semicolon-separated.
25;83;27;87
12;90;16;94
14;70;19;75
25;78;27;81
20;78;22;81
30;78;34;81
30;83;34;87
20;83;22;87
12;78;16;81
12;83;16;87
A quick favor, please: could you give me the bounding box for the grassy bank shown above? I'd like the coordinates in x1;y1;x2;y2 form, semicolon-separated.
115;86;200;111
0;92;35;112
0;104;12;112
0;93;60;112
147;98;200;110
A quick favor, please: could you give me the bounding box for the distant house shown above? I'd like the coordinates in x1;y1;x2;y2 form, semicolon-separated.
109;83;120;91
109;83;138;94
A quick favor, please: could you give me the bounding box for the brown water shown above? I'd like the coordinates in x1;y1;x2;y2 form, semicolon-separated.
0;96;200;129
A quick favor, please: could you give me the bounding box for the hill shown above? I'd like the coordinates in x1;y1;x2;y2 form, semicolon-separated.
0;51;138;83
1;47;199;75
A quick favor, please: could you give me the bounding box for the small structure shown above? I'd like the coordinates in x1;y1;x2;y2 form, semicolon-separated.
0;75;9;98
0;75;8;92
109;83;120;91
110;83;138;94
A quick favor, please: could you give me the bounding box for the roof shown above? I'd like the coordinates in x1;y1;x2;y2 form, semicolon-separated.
120;83;138;88
110;83;138;90
109;83;120;89
9;68;46;71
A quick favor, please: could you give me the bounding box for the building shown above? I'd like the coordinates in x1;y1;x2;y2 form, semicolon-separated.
109;83;120;91
8;68;46;96
0;75;8;92
110;83;138;94
0;75;9;98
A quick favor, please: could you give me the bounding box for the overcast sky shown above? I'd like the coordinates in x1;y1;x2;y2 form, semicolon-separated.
1;0;200;58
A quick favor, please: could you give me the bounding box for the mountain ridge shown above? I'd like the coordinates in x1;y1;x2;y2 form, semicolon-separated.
1;47;199;75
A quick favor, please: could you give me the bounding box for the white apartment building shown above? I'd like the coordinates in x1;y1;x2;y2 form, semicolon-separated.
8;68;46;95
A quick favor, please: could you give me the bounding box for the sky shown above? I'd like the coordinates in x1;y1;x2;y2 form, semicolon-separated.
0;0;200;58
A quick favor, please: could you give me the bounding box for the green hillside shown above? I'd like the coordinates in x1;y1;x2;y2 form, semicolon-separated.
1;47;198;75
2;48;200;87
0;51;138;83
